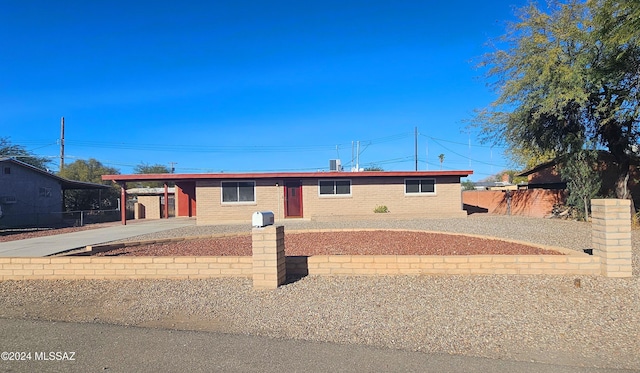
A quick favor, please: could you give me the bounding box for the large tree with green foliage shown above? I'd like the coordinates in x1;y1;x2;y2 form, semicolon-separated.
58;159;120;211
472;0;639;211
0;137;50;170
133;163;172;188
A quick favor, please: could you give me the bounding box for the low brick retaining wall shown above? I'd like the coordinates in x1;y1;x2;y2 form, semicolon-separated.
0;256;253;280
3;199;631;283
287;255;600;276
0;253;599;281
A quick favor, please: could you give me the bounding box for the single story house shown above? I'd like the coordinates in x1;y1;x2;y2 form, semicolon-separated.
0;158;110;228
102;170;473;225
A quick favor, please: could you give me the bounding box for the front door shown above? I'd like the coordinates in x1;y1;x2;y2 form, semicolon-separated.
284;181;303;218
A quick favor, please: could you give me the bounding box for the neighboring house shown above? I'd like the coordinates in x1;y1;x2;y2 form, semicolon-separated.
517;159;567;190
518;151;640;200
0;158;110;228
102;170;472;225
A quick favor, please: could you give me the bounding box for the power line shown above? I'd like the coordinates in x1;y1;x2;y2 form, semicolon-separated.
427;137;507;168
420;134;508;149
58;132;413;154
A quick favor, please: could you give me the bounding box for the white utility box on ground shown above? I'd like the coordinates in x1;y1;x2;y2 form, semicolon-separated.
252;211;275;228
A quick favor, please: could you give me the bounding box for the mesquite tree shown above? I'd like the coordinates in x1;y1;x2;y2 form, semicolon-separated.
472;0;639;212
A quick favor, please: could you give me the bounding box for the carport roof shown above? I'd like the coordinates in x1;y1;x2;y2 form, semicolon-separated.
102;170;473;183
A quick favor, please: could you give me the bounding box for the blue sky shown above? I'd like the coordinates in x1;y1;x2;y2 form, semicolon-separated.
1;1;530;181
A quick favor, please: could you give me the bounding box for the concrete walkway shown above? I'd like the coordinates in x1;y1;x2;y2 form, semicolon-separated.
0;219;196;257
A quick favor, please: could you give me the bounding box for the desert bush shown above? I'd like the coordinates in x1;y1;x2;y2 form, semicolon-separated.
374;205;389;213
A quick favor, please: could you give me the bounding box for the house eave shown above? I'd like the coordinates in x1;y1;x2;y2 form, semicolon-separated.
102;170;473;183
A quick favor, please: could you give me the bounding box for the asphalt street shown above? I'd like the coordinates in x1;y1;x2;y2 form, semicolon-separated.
1;319;636;373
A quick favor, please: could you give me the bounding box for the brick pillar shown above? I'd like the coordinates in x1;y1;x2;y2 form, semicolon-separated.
252;225;286;289
591;199;632;277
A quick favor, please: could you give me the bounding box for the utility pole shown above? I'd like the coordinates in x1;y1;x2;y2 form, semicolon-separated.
426;140;429;171
169;162;177;173
356;141;360;171
414;127;418;171
59;117;65;171
351;141;354;171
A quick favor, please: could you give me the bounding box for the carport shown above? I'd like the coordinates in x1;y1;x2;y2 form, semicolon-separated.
102;174;196;225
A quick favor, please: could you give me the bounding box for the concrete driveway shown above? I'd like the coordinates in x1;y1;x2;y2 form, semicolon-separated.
0;218;196;257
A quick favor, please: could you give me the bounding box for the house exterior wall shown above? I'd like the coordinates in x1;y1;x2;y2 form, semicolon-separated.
196;179;283;224
196;176;466;225
0;161;63;228
528;165;562;185
301;176;465;220
176;182;196;217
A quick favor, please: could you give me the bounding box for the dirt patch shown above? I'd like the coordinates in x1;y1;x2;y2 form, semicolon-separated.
95;231;563;256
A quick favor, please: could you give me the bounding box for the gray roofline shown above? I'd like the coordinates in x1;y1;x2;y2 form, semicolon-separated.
0;158;110;190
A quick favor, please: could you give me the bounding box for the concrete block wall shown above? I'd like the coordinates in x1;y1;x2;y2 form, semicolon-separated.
133;203;145;219
196;179;282;224
0;253;601;281
252;225;286;289
302;176;466;219
1;225;612;282
591;199;633;277
462;189;566;218
286;255;600;276
196;176;466;224
136;196;161;219
0;257;252;281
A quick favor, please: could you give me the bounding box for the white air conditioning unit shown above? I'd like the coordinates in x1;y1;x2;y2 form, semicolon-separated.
329;159;342;171
0;196;17;204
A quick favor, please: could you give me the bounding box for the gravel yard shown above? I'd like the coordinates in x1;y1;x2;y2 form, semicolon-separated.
97;230;564;256
1;215;638;370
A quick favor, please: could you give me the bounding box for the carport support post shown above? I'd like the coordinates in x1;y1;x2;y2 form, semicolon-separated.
163;182;169;219
119;182;127;225
591;199;632;277
252;225;286;290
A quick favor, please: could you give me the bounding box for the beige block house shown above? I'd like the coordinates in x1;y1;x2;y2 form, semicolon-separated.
103;170;472;225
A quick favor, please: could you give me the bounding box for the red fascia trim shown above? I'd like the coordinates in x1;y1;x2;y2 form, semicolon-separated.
102;170;473;183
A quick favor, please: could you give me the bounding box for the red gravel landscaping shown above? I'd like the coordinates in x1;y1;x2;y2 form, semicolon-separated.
95;230;564;256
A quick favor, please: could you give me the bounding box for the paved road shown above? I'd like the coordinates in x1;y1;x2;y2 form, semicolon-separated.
1;319;635;373
0;219;196;257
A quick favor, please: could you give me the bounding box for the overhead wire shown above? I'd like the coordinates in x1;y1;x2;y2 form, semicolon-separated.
13;130;510;175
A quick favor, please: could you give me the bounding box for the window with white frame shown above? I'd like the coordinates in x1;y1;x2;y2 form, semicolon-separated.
221;181;255;203
405;179;435;194
318;180;351;196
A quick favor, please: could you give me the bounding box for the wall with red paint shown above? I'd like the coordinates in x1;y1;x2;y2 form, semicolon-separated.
462;189;566;218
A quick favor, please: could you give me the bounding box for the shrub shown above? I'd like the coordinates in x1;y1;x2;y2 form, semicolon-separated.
374;205;389;213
